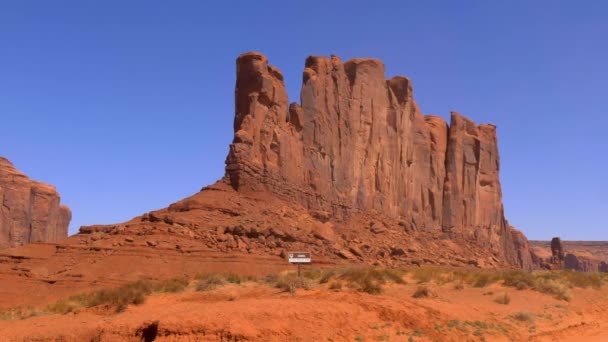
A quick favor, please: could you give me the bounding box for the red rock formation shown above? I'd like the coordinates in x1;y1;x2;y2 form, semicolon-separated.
226;52;534;269
550;237;565;263
0;157;71;248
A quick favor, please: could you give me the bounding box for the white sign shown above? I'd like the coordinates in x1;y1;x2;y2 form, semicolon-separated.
288;252;311;263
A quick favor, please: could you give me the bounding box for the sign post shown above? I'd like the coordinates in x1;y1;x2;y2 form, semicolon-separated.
287;252;311;277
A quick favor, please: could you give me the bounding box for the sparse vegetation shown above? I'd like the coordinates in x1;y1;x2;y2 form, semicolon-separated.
533;278;572;301
329;281;343;291
49;277;189;314
512;311;534;323
412;286;434;298
311;267;405;294
264;272;315;294
2;265;605;324
196;274;227;291
0;306;46;320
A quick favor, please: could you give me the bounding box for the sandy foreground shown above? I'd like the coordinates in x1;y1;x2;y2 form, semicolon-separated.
2;278;608;341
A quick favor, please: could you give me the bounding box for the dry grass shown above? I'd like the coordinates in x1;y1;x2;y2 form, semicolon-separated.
194;273;256;291
195;274;227;291
337;267;405;294
406;267;598;301
329;281;343;291
512;311;534;323
533;278;571;301
49;277;189;314
412;286;435;298
2;266;604;321
0;306;46;320
263;272;315;294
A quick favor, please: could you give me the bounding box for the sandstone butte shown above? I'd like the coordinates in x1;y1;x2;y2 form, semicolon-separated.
225;52;534;269
0;53;539;307
0;157;71;248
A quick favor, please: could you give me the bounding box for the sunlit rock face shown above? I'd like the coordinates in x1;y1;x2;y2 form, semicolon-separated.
0;157;71;249
225;52;534;269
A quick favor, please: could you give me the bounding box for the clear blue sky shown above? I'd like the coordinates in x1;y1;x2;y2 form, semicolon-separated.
1;1;606;240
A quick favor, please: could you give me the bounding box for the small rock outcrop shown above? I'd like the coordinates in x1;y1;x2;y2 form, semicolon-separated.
0;157;71;248
226;52;534;269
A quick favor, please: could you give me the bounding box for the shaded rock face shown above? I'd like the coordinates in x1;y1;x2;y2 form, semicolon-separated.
564;253;596;272
0;157;71;248
550;237;565;264
226;52;533;269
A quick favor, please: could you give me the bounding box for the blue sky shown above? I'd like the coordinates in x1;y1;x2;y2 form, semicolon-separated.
1;1;606;239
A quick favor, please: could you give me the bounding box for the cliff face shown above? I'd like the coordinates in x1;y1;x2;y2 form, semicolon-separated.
226;52;533;269
0;157;71;248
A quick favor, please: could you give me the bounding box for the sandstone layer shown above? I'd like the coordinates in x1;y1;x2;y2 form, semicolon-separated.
0;157;71;248
226;52;533;269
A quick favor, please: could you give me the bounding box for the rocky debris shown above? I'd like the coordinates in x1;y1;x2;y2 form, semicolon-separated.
225;52;534;269
0;157;71;249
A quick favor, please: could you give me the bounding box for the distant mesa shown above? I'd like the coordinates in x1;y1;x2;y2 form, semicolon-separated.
0;157;71;249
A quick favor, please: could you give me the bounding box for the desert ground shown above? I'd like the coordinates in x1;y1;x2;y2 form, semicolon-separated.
2;263;608;342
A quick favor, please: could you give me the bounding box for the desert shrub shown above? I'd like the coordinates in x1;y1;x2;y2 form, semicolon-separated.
86;280;154;307
301;268;324;280
338;267;405;294
471;272;497;288
0;306;45;320
494;293;511;305
196;274;227;291
412;286;434;298
319;269;337;284
158;277;189;293
263;272;315;294
47;298;84;314
48;279;158;314
10;276;190;318
329;281;343;291
512;311;534;323
559;270;603;289
223;273;242;284
453;282;465;290
533;278;571;301
450;269;499;288
411;267;447;284
501;270;535;290
359;277;383;294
